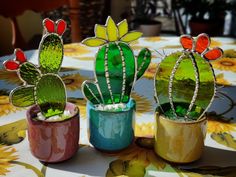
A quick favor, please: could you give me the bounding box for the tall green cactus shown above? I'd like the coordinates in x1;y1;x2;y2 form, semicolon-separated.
82;16;151;105
4;18;67;118
155;34;223;121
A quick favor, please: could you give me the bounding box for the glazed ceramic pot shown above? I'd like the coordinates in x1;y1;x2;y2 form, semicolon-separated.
27;102;80;163
154;110;207;163
139;21;162;37
87;99;135;152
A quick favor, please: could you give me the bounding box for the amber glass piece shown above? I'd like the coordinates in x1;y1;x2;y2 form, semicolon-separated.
204;48;223;60
180;35;193;50
195;34;210;53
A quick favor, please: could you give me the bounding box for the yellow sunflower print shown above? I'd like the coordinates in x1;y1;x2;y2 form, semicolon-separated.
143;37;164;42
207;118;236;133
143;63;158;80
135;123;154;137
212;57;236;72
0;69;21;85
223;49;236;58
62;73;89;91
210;39;222;48
106;138;166;170
216;73;231;86
68;97;86;119
0;144;18;176
64;43;90;57
131;93;152;116
0;96;19;117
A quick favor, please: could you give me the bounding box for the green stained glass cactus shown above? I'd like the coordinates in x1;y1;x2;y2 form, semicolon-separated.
82;16;151;105
155;34;223;121
4;18;67;119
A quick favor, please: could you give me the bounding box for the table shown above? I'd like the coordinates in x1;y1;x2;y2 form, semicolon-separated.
0;36;236;177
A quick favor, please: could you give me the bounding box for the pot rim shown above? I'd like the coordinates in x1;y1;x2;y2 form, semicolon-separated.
87;98;136;114
156;111;207;125
27;102;79;124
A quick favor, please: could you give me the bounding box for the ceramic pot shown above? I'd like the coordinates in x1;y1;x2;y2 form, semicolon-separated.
27;102;80;163
189;20;224;36
154;110;207;163
139;21;162;37
87;99;135;152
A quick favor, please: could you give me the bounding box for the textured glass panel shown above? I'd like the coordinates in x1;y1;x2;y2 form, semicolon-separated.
35;74;66;118
19;63;40;85
39;34;63;73
11;86;35;107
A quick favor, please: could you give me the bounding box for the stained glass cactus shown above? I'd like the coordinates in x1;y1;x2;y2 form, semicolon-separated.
4;18;67;119
82;16;151;105
155;33;223;121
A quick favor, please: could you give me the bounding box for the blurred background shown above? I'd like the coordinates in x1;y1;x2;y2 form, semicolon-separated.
0;0;235;56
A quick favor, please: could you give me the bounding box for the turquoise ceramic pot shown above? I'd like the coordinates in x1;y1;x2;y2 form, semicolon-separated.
87;99;135;152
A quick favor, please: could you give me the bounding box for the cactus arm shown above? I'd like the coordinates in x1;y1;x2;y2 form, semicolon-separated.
168;53;185;119
10;86;35;107
35;74;66;118
185;53;200;120
18;62;41;85
136;48;151;80
82;80;104;104
39;34;63;74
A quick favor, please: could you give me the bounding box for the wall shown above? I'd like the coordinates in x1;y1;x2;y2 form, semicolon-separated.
0;11;42;56
111;0;131;22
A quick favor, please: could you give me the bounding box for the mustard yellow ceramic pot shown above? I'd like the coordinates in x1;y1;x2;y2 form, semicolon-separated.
154;110;207;163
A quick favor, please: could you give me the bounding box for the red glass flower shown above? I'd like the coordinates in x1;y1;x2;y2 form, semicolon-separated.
43;18;66;36
180;33;223;60
4;48;27;71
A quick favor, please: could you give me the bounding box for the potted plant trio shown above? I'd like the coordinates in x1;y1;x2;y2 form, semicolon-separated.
132;0;162;36
154;33;223;163
4;18;80;163
81;16;151;152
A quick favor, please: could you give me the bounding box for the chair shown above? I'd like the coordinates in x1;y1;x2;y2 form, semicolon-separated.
0;0;81;52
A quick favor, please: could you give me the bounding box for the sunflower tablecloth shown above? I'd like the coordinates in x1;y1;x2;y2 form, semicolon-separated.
0;36;236;177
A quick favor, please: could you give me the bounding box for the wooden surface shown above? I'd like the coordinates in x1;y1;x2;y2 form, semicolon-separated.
0;0;81;50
